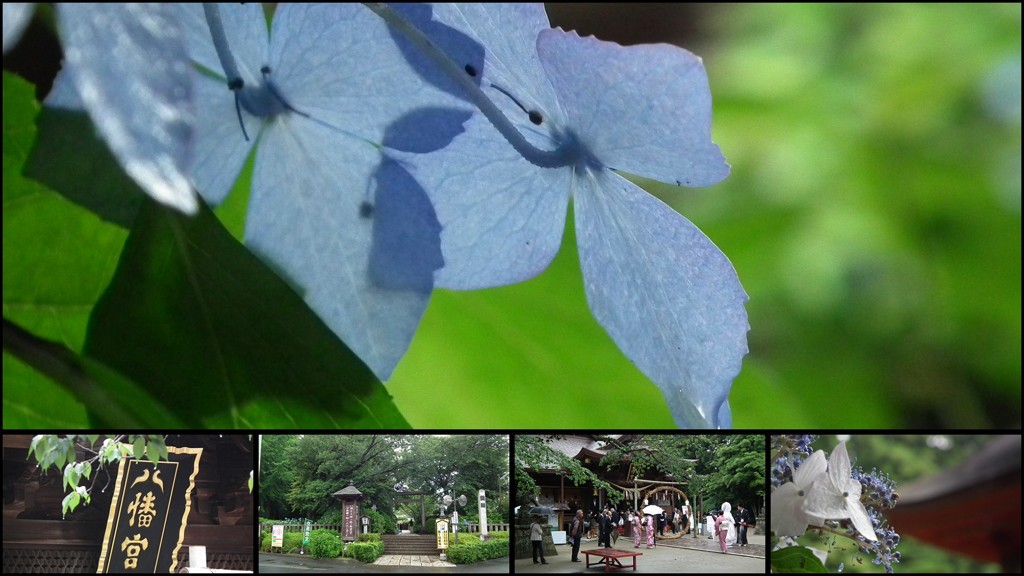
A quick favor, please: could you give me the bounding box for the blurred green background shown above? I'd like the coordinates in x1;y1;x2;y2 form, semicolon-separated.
788;435;1008;573
389;3;1021;428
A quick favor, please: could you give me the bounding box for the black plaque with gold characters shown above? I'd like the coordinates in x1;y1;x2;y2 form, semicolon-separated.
96;446;202;573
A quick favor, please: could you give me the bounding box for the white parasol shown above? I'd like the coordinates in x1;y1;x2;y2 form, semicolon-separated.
642;504;664;515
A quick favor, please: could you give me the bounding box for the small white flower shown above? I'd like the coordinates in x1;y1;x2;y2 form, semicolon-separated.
805;441;877;541
771;449;827;537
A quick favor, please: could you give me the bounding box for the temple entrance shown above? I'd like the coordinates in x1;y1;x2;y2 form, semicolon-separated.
393;491;430;534
640;485;691;539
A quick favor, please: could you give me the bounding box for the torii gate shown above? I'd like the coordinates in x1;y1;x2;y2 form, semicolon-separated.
641;485;691;539
393;491;431;532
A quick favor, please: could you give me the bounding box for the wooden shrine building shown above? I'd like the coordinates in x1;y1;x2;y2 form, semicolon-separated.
3;434;253;573
522;435;695;535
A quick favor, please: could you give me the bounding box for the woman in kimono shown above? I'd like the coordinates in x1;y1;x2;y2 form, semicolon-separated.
714;510;727;553
646;514;656;548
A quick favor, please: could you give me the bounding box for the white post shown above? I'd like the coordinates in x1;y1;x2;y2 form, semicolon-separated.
189;545;207;570
478;490;489;539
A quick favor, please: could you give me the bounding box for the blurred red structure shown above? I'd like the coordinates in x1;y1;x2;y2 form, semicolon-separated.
885;435;1021;572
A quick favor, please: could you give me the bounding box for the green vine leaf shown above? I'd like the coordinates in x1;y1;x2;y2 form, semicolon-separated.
771;545;828;573
84;198;410;429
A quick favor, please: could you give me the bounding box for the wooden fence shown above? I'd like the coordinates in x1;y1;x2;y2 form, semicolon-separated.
260;522;509;534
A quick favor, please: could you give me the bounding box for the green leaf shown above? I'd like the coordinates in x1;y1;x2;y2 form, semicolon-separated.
54;442;67;473
770;545;828;573
155;437;169;462
2;71;129;427
84;198;410;428
147;440;161;466
23;107;143;228
65;439;77;473
29;435;45;462
3;320;189;427
61;490;81;519
133;436;146;461
63;463;72;492
101;443;118;464
248;471;254;493
82;460;92;480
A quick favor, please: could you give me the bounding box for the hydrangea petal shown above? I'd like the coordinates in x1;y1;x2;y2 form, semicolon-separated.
401;114;571;290
57;3;196;214
771;450;827;537
185;72;260;205
574;170;748;427
174;3;268;87
245;119;436;380
537;28;729;187
805;442;878;541
268;4;472;146
425;3;563;149
3;2;34;54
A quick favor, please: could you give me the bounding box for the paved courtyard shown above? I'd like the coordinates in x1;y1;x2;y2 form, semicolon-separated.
373;554;457;568
514;532;766;573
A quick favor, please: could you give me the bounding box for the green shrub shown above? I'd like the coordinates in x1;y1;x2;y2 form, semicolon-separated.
356;533;381;543
283;532;304;553
446;537;509;564
365;508;397;535
486;531;509;540
345;540;385;563
260;532;272;553
260;529;305;553
309;529;343;559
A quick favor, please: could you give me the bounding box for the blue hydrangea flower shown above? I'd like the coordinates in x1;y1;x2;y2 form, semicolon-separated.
46;4;198;213
399;4;748;427
47;3;477;379
171;3;480;379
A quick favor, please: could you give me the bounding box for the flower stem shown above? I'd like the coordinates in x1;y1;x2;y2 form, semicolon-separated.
202;4;243;85
363;3;579;169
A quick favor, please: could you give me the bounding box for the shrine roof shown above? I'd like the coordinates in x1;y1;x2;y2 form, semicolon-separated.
332;484;365;498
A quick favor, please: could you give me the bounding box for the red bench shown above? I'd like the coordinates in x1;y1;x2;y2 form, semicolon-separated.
582;548;643;572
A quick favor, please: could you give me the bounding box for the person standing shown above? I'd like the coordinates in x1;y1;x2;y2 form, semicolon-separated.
602;506;610;545
714;510;728;553
706;511;715;539
721;502;737;547
569;510;584;562
610;507;621;547
736;503;752;547
530;516;548;564
598;508;609;548
632;512;643;548
646;514;656;549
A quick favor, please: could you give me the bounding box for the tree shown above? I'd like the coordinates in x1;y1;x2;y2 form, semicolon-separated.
284;435;408;520
705;435;765;515
398;435;508;522
514;435;624;507
599;434;764;517
259;434;298;519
